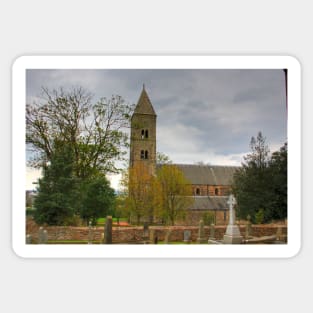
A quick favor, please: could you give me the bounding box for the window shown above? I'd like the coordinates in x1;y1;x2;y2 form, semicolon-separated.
140;150;145;159
224;211;227;221
141;129;145;139
196;188;200;196
215;188;219;196
145;150;149;159
145;129;149;138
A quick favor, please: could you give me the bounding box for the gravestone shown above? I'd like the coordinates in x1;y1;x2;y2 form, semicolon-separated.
26;234;32;244
197;220;206;243
209;223;216;240
104;216;113;244
88;221;93;244
38;227;48;244
143;222;149;238
183;230;191;243
223;194;243;244
276;226;283;241
43;230;48;243
164;229;172;244
149;229;155;244
245;215;252;239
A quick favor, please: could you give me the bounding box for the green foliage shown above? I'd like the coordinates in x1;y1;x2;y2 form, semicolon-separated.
202;211;215;225
26;87;134;175
255;209;264;224
80;175;115;225
156;152;172;165
26;208;36;217
157;165;194;225
28;87;133;226
232;132;287;223
33;141;81;225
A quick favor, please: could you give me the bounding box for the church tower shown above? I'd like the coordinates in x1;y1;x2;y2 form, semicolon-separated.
130;85;157;175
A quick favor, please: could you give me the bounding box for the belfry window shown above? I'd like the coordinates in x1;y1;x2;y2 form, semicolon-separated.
141;129;149;139
196;188;200;196
140;150;145;159
145;150;149;159
215;188;219;196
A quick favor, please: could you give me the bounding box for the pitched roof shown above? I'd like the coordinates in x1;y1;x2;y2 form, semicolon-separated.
189;196;229;211
133;86;156;115
158;164;240;185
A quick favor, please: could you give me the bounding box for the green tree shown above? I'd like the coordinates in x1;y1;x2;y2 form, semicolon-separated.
26;87;134;176
124;163;155;224
80;175;115;225
232;132;287;223
156;152;172;165
268;142;287;220
33;140;81;225
157;165;194;225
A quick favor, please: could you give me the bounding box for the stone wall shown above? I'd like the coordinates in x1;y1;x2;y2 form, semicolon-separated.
26;218;287;243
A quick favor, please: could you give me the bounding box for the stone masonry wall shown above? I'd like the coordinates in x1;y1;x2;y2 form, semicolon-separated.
26;218;287;243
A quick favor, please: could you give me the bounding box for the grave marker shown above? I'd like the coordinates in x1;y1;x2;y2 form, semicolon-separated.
223;194;243;244
104;216;113;244
197;220;206;243
183;230;191;243
38;227;48;244
164;229;172;244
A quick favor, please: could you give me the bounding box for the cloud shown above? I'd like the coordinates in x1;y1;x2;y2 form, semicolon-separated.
26;68;287;190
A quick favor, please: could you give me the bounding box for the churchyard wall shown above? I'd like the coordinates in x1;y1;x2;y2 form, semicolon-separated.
26;218;287;243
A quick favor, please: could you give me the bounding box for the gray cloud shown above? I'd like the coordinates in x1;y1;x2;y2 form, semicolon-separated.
26;69;287;166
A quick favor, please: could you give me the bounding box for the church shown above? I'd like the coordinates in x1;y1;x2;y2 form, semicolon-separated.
129;86;240;225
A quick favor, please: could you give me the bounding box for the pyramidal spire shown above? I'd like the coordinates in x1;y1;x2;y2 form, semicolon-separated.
134;85;156;115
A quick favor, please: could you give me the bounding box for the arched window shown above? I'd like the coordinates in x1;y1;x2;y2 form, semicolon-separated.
140;150;145;159
196;188;200;196
145;129;149;138
141;129;145;139
145;150;149;159
215;188;219;195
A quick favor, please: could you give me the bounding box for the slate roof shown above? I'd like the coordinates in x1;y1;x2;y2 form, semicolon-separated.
163;164;240;186
133;86;156;115
189;196;229;211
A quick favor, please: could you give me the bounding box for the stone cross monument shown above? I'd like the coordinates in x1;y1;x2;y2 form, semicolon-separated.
223;194;243;244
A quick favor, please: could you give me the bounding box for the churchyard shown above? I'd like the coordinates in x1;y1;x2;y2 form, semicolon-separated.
26;194;287;245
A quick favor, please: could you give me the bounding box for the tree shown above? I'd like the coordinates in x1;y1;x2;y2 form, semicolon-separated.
232;132;287;223
26;87;134;176
156;152;172;165
157;165;194;225
80;175;115;225
33;140;81;225
268;142;287;220
124;163;155;224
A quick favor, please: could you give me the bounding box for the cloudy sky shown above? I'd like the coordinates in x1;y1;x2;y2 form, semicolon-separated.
26;69;287;190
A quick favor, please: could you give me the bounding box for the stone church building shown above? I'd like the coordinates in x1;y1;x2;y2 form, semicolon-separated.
130;86;239;225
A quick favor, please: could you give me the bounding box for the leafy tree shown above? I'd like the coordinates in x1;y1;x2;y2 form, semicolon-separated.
157;165;194;225
26;87;134;176
232;132;287;223
33;140;81;225
268;142;287;220
80;175;115;225
156;152;172;165
124;163;155;224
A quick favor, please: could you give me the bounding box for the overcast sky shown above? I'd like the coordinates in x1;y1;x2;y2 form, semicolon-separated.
26;69;287;190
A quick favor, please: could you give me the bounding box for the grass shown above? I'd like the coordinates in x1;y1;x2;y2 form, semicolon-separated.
96;217;128;227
